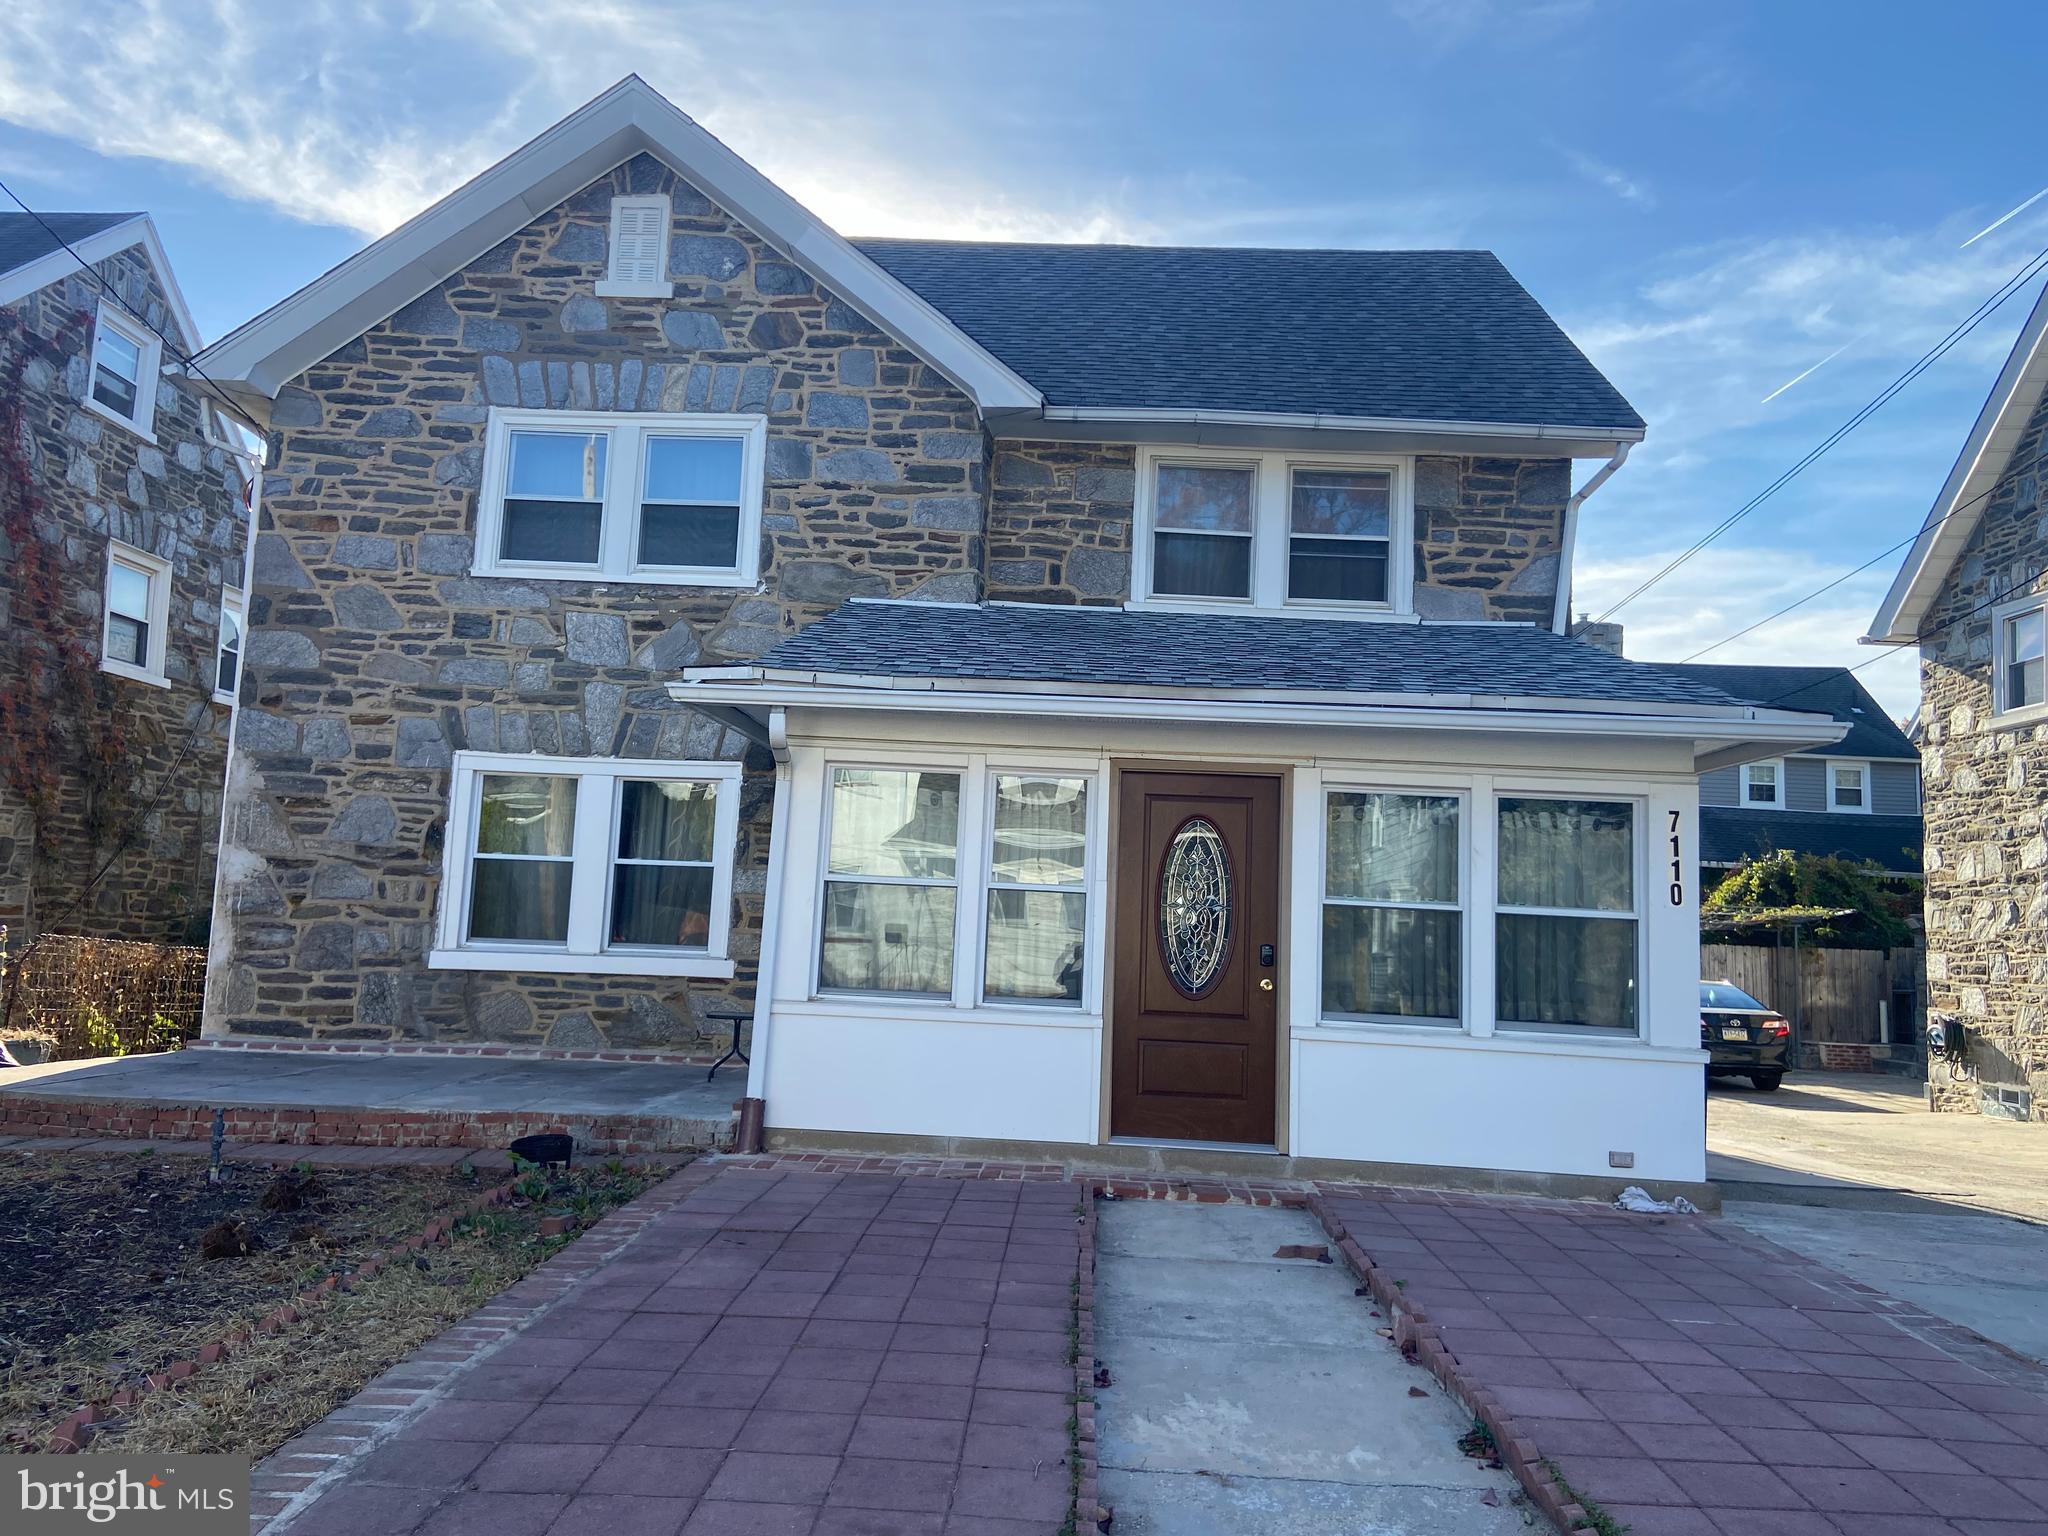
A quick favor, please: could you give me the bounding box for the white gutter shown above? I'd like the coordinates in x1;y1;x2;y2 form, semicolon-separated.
1552;441;1633;635
739;708;789;1142
1020;403;1645;446
668;676;1845;758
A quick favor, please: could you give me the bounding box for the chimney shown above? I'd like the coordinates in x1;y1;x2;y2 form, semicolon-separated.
1570;613;1625;657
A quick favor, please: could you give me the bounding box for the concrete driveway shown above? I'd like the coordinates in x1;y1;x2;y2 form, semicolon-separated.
1708;1071;2048;1365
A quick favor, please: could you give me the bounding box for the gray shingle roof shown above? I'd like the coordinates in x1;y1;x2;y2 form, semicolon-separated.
1654;665;1917;760
0;212;138;281
851;239;1644;432
1699;808;1924;876
751;602;1755;706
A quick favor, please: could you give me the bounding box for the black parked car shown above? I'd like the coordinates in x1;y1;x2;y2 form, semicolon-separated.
1701;980;1791;1091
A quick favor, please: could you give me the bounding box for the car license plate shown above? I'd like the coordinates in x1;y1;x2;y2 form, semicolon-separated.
1721;1026;1748;1041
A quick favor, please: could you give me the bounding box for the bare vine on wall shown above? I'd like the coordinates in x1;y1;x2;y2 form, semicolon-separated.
0;305;144;948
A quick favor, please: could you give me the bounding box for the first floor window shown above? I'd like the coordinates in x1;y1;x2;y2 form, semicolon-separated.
102;543;168;683
2004;605;2046;713
1740;761;1781;807
215;591;245;702
435;753;740;975
1495;797;1639;1033
479;409;764;585
985;774;1089;1005
820;769;961;995
1323;791;1462;1024
1828;762;1866;811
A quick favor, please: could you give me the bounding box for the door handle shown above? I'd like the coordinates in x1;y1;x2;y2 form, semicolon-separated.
1259;978;1274;991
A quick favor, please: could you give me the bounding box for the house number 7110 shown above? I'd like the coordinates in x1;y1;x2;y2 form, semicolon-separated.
1667;809;1684;907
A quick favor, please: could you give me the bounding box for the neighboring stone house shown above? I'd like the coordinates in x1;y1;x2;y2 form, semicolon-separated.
1870;277;2048;1120
0;212;253;949
1658;663;1923;883
194;78;1842;1185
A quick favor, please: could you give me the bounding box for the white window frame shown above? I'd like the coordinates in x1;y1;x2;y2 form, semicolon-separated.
430;751;742;978
214;589;245;706
810;753;1109;1017
1738;758;1785;809
1318;785;1470;1030
1826;759;1871;814
1992;593;2048;722
473;408;765;587
85;301;162;441
1491;792;1646;1039
980;770;1095;1010
101;541;172;687
1129;445;1415;617
595;194;675;299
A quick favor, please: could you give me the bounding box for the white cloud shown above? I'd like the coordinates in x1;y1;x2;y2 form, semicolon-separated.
1563;148;1655;209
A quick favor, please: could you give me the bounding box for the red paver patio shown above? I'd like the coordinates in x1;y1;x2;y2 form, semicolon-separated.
1318;1189;2048;1536
272;1167;1086;1536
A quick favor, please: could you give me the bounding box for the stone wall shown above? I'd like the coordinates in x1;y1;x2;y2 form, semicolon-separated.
208;153;993;1051
986;445;1569;615
0;244;248;946
1916;382;2048;1119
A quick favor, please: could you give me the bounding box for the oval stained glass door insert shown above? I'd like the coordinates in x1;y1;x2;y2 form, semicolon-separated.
1159;816;1232;997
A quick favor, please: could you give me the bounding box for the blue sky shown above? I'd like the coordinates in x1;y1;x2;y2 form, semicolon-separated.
5;0;2045;718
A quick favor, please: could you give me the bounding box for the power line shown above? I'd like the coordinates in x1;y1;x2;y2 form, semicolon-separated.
0;180;266;443
1595;239;2048;624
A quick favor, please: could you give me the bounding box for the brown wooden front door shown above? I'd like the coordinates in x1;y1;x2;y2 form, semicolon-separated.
1111;771;1281;1145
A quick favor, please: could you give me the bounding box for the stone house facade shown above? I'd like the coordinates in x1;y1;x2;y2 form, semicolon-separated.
0;215;251;950
1870;284;2048;1119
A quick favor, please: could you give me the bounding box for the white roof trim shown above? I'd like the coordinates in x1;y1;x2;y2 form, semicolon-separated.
193;76;1043;418
1868;278;2048;645
0;214;205;353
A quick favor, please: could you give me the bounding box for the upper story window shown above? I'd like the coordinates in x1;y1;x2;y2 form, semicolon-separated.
215;590;245;704
1132;447;1413;614
1996;597;2047;716
102;542;170;686
596;195;674;299
1827;761;1868;813
474;409;765;587
87;303;162;439
430;752;742;978
1739;759;1783;809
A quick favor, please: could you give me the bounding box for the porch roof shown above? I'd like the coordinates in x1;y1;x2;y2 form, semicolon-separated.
739;601;1749;705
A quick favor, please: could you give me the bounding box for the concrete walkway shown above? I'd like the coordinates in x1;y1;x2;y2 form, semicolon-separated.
1092;1201;1527;1534
270;1166;1085;1536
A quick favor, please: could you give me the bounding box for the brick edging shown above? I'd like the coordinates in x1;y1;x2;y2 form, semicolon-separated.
1072;1188;1103;1533
187;1038;728;1067
248;1160;724;1532
1307;1192;1593;1534
44;1170;536;1454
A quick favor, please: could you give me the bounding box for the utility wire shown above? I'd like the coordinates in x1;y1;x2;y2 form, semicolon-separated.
0;179;267;443
1595;240;2048;624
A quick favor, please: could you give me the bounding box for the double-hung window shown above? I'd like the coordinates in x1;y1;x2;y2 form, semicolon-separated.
1136;447;1412;613
86;303;162;437
1495;798;1639;1034
102;542;170;685
984;775;1090;1005
1827;761;1868;812
1998;599;2047;715
475;409;765;586
215;590;245;704
1739;759;1782;808
819;769;961;996
1322;791;1462;1025
432;752;741;977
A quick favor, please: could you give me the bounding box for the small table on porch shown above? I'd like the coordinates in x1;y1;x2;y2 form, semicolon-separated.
702;1004;751;1082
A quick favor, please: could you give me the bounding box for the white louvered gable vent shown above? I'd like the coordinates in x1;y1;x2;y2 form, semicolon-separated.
598;195;673;297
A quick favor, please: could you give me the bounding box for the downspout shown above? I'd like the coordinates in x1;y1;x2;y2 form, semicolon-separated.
734;706;789;1154
1551;441;1632;635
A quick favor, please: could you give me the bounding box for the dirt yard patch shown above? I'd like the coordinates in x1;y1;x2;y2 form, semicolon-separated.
0;1147;658;1456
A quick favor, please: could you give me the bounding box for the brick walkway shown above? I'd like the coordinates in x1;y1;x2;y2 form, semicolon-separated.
1318;1188;2048;1536
274;1166;1086;1536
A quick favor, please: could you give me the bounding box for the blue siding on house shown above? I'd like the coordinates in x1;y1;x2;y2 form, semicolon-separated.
1785;757;1827;813
1872;760;1921;816
1701;765;1740;807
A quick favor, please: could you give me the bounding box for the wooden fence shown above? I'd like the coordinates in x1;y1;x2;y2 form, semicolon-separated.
1701;942;1923;1065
